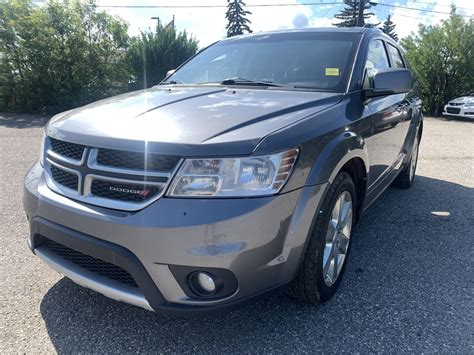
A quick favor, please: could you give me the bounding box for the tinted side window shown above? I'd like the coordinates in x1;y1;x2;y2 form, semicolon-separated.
364;40;390;89
387;43;405;68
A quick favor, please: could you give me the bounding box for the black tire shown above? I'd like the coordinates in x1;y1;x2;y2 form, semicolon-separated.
289;171;356;304
393;135;420;189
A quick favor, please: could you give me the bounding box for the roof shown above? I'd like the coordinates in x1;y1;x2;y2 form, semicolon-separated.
261;27;369;34
224;26;386;40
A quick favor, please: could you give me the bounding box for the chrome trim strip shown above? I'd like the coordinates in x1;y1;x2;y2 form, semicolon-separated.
79;174;168;211
84;174;166;195
46;137;88;166
35;247;153;311
45;158;82;196
47;149;87;166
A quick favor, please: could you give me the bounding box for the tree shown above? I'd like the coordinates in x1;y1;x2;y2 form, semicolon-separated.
127;24;198;89
400;7;473;115
381;14;398;41
333;0;375;27
225;0;252;37
0;0;130;114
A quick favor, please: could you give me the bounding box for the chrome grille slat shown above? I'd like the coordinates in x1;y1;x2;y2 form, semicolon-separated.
44;137;181;211
50;138;86;161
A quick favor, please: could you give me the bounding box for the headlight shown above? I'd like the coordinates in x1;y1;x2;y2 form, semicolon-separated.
168;148;299;197
39;131;46;167
464;103;474;107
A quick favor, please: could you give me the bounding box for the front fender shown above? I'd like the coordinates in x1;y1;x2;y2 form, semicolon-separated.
306;131;369;186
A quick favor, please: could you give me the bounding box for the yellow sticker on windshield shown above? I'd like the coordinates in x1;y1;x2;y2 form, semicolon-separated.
325;68;340;76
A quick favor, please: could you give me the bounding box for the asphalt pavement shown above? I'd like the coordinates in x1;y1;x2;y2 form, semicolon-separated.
0;113;473;353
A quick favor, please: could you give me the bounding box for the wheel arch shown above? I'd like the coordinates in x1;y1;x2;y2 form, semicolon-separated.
306;131;369;220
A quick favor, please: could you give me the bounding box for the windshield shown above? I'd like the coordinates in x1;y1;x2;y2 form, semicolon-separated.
164;32;361;92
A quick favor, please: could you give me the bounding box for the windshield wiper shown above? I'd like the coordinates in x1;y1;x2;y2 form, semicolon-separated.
201;77;288;88
160;79;184;85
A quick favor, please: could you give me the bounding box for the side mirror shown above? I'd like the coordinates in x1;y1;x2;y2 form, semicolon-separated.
166;69;176;78
365;68;413;98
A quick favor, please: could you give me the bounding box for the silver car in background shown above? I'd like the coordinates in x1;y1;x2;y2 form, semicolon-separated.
443;94;474;119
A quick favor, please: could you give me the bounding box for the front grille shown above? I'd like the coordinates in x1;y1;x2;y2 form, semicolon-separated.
91;180;162;202
44;137;179;210
50;138;85;161
447;107;461;114
41;237;138;288
50;165;78;190
97;148;180;172
448;102;464;106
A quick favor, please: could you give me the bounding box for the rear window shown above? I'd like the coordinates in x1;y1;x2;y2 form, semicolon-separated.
387;43;405;68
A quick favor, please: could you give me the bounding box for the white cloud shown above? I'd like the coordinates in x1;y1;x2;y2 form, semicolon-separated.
99;0;473;44
99;0;313;46
308;16;334;28
247;0;313;32
292;12;309;28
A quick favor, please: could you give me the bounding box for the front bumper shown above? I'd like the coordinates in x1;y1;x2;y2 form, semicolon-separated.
442;105;474;119
24;161;328;313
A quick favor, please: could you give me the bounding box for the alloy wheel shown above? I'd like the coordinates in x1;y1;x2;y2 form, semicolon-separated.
322;191;353;286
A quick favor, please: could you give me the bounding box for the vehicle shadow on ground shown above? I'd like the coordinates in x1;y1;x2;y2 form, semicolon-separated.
0;113;50;128
39;175;473;352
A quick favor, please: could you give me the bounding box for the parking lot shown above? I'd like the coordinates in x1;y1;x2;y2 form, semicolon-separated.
0;113;473;352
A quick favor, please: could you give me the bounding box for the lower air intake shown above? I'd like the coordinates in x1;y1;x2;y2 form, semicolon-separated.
41;237;138;288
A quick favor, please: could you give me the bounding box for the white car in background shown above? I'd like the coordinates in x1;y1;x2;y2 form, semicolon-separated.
443;94;474;119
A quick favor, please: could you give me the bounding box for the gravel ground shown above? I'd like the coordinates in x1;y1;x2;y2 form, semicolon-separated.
0;113;473;353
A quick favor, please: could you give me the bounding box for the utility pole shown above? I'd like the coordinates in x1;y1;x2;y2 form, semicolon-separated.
356;0;365;26
151;16;160;27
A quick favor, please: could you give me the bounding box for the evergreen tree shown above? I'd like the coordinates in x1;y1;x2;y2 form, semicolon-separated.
333;0;375;27
225;0;252;37
381;14;398;41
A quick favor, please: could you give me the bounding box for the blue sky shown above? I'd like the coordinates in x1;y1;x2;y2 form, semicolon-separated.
98;0;474;46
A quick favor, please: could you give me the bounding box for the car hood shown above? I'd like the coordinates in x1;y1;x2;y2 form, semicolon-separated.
450;96;474;104
47;86;342;156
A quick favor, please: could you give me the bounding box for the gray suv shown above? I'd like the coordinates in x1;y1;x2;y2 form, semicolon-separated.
24;28;422;313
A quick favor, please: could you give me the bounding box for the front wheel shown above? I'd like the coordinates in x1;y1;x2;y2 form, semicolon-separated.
289;171;356;304
393;135;420;188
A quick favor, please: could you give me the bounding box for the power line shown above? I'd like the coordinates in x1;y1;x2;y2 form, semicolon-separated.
94;2;344;9
393;12;449;20
94;2;472;17
370;2;472;17
401;1;474;12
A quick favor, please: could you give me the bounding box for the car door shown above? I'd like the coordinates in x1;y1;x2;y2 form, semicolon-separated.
364;38;407;187
385;42;413;143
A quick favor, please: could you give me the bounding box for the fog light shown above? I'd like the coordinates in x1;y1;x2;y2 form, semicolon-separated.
197;272;216;293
